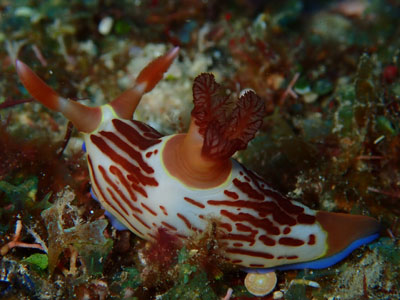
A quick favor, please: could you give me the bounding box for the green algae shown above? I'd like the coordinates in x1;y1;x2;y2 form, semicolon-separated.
285;283;308;300
161;271;217;300
0;177;37;210
22;253;49;271
370;237;400;266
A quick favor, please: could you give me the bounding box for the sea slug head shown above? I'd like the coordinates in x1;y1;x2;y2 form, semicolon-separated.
15;47;180;134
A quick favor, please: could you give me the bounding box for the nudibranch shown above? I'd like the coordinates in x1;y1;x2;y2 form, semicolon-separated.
16;47;380;273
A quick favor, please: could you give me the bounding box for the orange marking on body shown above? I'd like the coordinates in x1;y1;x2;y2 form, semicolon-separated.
283;227;291;234
259;235;276;246
103;167;143;215
287;255;298;260
127;175;149;197
109;165;138;202
249;264;264;267
141;202;157;216
131;213;151;230
224;190;239;199
278;237;305;246
220;222;233;232
177;213;194;230
226;248;274;259
184;197;205;208
308;234;316;245
176;233;188;239
88;157;143;235
222;233;256;246
159;205;168;216
161;221;177;231
222;210;279;236
231;259;243;264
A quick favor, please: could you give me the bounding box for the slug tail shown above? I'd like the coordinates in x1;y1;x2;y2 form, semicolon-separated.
316;211;380;258
244;212;380;274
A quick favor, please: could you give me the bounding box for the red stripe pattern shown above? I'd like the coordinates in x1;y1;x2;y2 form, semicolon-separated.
86;117;323;269
86;119;163;238
164;163;321;268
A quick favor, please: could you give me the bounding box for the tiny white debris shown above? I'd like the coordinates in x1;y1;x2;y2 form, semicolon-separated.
14;7;30;16
78;40;98;57
303;92;318;103
289;278;321;288
15;7;36;18
308;280;321;288
98;16;114;35
294;85;311;95
373;135;385;144
273;290;284;299
93;279;108;288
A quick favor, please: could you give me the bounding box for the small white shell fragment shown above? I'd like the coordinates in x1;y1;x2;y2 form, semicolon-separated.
15;7;35;17
289;278;321;288
98;16;114;35
273;290;284;299
244;272;277;297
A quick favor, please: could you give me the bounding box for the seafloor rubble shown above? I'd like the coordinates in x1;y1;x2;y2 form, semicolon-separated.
0;1;399;299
